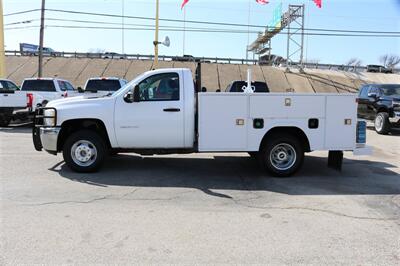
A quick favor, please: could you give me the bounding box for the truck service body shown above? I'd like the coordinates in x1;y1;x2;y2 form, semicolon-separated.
33;68;371;176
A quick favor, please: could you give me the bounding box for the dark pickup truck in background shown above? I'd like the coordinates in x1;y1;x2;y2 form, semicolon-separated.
357;84;400;134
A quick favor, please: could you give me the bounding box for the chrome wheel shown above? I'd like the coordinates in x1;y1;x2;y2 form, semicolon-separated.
269;143;297;171
375;115;383;132
71;140;98;167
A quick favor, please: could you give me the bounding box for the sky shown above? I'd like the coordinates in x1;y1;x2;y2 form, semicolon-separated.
3;0;400;65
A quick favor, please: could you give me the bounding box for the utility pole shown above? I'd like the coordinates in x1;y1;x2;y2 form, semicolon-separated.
0;0;6;78
122;0;125;54
153;0;160;69
38;0;45;78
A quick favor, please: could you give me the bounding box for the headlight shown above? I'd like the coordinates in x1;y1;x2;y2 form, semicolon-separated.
43;109;56;126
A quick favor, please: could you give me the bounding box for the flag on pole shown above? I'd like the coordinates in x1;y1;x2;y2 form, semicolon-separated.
256;0;269;4
313;0;322;8
181;0;189;9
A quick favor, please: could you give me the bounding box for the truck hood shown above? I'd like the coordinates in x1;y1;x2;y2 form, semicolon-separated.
47;95;113;108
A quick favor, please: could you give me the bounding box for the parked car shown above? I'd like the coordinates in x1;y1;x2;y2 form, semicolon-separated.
79;77;128;97
102;52;126;59
0;79;27;126
33;68;371;176
366;65;392;74
21;78;79;112
225;81;269;93
357;84;400;134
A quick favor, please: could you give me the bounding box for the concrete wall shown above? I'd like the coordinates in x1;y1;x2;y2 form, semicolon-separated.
5;56;400;93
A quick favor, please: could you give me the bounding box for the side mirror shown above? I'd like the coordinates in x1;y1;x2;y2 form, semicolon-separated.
368;92;377;98
133;85;140;102
77;87;84;93
123;91;134;103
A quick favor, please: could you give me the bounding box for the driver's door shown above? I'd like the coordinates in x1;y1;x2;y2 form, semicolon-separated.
114;71;185;148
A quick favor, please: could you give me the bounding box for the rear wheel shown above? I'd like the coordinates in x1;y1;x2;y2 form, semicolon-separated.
258;134;304;177
0;116;11;127
63;130;107;172
374;112;391;135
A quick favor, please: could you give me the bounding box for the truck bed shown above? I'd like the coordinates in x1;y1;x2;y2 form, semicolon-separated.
198;93;357;152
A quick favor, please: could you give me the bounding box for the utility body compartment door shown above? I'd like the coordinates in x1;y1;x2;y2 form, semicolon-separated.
198;94;248;151
325;95;357;150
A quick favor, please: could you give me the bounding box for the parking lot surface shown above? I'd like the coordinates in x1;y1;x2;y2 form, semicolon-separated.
1;126;399;265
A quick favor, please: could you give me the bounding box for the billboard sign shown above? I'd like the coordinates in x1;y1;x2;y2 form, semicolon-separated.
19;43;39;53
268;3;282;31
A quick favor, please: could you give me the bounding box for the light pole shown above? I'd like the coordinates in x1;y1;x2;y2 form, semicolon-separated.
153;0;160;69
38;0;45;77
0;0;6;78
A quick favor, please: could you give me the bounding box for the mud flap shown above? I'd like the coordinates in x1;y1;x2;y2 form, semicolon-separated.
328;151;343;171
32;126;43;151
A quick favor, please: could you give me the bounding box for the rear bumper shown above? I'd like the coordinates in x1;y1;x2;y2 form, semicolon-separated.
353;144;373;156
40;127;61;153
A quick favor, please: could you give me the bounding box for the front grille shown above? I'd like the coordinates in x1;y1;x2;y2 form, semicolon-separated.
33;107;57;128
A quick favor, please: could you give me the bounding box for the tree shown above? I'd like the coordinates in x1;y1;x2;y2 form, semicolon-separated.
380;54;400;68
346;58;362;67
344;58;362;71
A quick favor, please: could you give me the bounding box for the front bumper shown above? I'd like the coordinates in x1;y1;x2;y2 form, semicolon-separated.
389;111;400;124
40;127;61;153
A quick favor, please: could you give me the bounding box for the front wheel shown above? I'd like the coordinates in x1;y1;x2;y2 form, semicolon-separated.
63;130;107;173
258;134;304;177
374;112;391;135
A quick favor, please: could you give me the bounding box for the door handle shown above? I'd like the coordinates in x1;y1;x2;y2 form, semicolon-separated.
163;108;180;112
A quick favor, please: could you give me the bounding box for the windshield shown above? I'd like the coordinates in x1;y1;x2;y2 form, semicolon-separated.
380;85;400;96
111;72;147;97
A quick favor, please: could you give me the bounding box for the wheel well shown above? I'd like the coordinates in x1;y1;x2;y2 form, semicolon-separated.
259;127;311;152
57;119;111;151
376;107;389;114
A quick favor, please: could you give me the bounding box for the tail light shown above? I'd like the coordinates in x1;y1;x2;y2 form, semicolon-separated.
27;93;33;108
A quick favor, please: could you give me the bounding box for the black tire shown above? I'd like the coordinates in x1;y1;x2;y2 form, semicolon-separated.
0;115;11;127
374;112;391;135
63;130;107;173
258;134;304;177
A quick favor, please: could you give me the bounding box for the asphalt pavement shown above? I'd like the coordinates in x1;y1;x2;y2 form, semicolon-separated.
1;126;399;265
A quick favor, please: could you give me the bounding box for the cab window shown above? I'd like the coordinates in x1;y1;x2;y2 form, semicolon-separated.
137;73;179;101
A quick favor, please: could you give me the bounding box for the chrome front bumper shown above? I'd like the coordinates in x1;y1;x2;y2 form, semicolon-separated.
40;127;61;153
389;112;400;124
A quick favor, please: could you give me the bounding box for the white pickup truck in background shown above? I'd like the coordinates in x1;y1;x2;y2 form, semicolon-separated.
0;79;27;126
21;78;79;112
79;77;128;97
33;68;371;177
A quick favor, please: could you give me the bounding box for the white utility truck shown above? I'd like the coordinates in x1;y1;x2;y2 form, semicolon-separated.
33;68;371;177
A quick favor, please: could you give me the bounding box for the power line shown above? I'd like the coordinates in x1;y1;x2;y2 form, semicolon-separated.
44;8;400;35
5;8;400;35
5;24;400;38
4;9;40;16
